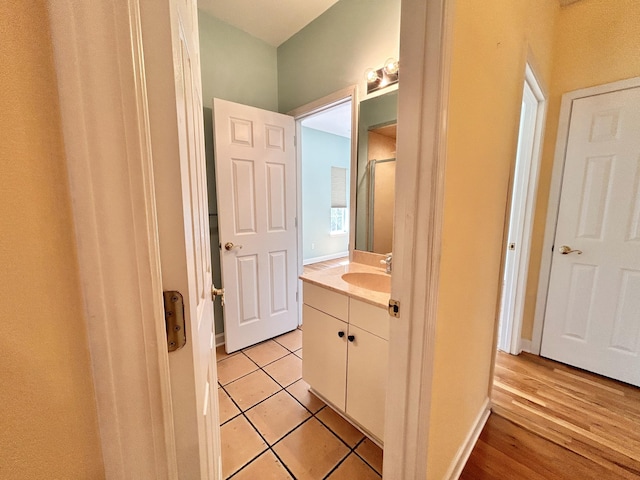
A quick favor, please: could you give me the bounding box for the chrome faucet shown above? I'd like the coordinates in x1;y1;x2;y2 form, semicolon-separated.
380;253;393;274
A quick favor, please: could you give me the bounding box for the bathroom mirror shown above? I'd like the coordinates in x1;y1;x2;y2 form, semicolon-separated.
354;90;398;253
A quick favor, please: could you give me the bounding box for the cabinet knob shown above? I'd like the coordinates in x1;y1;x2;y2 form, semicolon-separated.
338;331;345;338
347;335;355;342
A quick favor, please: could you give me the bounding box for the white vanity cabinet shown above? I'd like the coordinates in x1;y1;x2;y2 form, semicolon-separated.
302;282;389;443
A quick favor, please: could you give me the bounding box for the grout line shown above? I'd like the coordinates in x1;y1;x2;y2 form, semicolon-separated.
247;352;290;369
268;416;318;479
322;450;351;479
225;446;269;479
267;446;297;480
352;437;383;477
313;410;361;452
218;351;261;387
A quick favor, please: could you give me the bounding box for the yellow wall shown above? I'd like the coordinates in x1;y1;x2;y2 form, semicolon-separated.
0;2;105;478
522;0;640;340
426;0;558;477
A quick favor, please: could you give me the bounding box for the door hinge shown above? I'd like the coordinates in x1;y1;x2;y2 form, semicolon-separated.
295;217;298;227
163;291;186;352
388;299;400;318
294;135;297;147
296;291;299;303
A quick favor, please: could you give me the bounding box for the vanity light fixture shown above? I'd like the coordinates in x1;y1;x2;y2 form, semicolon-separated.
364;57;399;94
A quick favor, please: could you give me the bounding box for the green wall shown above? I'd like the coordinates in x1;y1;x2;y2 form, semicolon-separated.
301;127;351;261
199;11;279;334
277;0;400;113
199;11;278;112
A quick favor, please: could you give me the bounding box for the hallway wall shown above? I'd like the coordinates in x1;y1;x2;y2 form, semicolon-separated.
0;2;105;478
427;0;558;476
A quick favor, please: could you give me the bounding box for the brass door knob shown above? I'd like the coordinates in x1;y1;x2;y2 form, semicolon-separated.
558;245;582;255
224;242;243;251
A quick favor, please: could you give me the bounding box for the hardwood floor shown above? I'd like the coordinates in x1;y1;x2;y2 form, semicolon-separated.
460;415;629;480
462;351;640;479
303;257;349;274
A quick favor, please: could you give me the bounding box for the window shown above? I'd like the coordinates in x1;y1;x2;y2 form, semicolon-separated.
330;167;348;234
330;207;348;234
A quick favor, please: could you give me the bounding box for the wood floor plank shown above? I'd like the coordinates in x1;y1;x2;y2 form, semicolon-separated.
464;352;640;478
484;351;640;479
461;415;631;480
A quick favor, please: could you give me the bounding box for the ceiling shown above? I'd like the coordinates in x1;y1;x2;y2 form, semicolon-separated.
198;0;341;47
301;102;352;138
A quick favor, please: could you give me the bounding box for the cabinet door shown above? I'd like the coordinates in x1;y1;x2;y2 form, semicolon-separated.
346;325;388;441
302;305;347;410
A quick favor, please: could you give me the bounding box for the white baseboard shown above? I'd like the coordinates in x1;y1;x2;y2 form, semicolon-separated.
303;251;349;265
215;333;225;347
445;397;491;480
520;339;533;353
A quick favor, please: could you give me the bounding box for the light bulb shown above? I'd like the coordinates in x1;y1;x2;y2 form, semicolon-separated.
383;58;399;75
365;68;379;84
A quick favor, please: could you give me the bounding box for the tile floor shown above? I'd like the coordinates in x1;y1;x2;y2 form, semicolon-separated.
217;327;383;479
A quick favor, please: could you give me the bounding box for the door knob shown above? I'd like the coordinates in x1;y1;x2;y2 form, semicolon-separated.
558;245;582;255
224;242;243;251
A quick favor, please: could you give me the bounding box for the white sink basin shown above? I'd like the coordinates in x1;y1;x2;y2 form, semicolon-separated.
341;272;391;293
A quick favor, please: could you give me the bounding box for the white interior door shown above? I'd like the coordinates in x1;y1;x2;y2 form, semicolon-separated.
541;85;640;387
147;0;220;478
498;70;544;354
213;99;298;353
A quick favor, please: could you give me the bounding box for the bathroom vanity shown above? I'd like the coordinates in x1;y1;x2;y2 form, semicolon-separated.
300;262;390;445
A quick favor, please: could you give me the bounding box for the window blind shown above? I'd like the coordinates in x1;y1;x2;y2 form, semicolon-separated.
331;167;347;208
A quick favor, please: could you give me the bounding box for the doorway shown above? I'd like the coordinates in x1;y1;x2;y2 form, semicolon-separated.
299;100;353;267
497;64;546;354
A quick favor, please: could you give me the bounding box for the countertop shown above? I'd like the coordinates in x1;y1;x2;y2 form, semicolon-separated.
299;262;390;308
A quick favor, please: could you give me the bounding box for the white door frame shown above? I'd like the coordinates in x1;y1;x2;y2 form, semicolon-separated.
289;86;358;324
289;86;359;256
532;76;640;355
383;0;454;477
49;0;451;478
498;63;547;354
47;0;178;477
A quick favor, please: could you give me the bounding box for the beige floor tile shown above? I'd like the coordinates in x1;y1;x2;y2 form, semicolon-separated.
220;415;267;478
263;354;302;387
286;379;325;413
218;387;240;424
326;453;381;479
355;438;383;475
217;353;257;386
232;450;293;480
316;407;364;448
225;369;281;411
274;329;303;351
245;391;311;445
216;345;238;362
293;348;302;359
243;340;289;367
273;418;349;480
